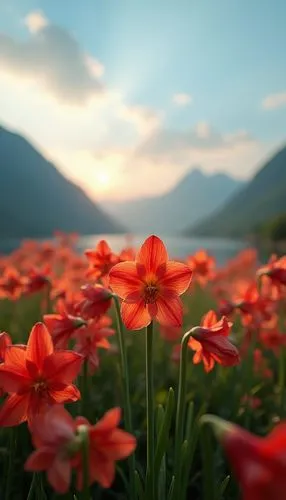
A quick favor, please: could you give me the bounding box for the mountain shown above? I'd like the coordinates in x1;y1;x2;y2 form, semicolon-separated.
0;125;122;238
189;145;286;237
100;169;243;234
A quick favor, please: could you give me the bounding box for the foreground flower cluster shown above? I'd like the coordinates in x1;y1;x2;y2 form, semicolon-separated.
0;232;285;499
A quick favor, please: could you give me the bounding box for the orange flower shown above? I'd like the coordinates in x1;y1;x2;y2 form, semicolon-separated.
109;235;192;330
25;405;136;494
85;240;118;280
0;323;82;427
73;316;115;373
78;284;112;320
258;255;286;287
187;250;215;286
207;416;286;500
0;267;23;300
44;300;86;349
188;310;240;372
0;332;12;397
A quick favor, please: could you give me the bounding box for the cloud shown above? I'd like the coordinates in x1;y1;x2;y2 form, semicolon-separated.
173;93;192;106
0;16;104;104
24;10;48;34
262;91;286;110
118;104;162;135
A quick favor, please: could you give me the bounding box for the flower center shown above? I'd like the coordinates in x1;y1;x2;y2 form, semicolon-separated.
144;283;159;304
33;380;47;394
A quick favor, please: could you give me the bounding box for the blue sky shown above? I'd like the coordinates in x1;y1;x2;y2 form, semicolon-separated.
0;0;285;200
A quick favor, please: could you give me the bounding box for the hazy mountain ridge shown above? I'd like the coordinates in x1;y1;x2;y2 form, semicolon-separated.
0;125;123;238
100;168;244;234
189;145;286;237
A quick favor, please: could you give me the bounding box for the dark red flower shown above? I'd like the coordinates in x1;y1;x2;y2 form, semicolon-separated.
78;284;112;320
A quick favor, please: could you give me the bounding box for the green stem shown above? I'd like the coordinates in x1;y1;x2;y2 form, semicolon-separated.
146;321;155;500
173;330;192;497
113;296;136;500
81;427;90;500
27;473;37;500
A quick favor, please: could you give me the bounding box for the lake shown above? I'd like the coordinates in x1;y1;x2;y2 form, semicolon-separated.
78;234;248;266
0;234;248;266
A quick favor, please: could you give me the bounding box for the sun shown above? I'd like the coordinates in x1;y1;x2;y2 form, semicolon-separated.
96;171;111;188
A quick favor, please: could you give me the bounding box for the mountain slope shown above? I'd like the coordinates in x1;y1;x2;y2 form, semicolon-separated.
190;145;286;237
0;126;122;238
100;169;243;234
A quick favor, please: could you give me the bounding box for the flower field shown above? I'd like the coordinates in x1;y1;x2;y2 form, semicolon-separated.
0;233;285;499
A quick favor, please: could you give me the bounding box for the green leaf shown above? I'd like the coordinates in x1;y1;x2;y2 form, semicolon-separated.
154;387;175;477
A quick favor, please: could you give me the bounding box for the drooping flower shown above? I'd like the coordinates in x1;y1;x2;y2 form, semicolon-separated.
44;300;86;349
109;235;192;330
73;316;115;373
25;405;136;493
203;415;286;500
22;266;51;295
78;284;113;320
0;323;82;427
188;310;240;372
85;240;119;280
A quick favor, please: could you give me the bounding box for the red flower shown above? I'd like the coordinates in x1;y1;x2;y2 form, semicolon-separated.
0;323;82;427
44;301;86;349
74;316;115;373
0;267;23;300
188;310;240;372
0;332;12;397
259;328;286;354
253;349;272;379
206;416;286;500
78;284;112;320
109;235;192;330
23;267;51;295
85;240;118;280
258;255;286;286
187;250;215;286
25;405;136;493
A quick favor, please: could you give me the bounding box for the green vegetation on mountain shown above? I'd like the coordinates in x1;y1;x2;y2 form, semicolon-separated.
190;145;286;238
0;126;122;238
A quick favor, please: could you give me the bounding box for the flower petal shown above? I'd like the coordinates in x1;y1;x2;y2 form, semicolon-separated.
88;455;115;489
47;456;71;494
25;448;55;471
0;365;31;392
93;408;121;433
202;310;218;328
155;295;183;327
43;351;83;385
27;323;54;370
0;393;29;427
4;345;27;370
121;300;151;330
160;261;192;295
109;262;141;299
136;236;168;273
49;384;81;403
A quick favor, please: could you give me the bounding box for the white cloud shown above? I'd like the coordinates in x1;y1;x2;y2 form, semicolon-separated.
173;93;192;106
118;104;162;135
262;91;286;110
24;10;48;34
0;21;103;104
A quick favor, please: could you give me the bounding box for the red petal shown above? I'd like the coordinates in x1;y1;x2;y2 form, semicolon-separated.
93;408;121;433
88;455;115;489
121;300;151;330
49;384;81;403
0;393;29;426
160;261;192;295
202;310;218;328
47;456;71;494
30;406;75;447
0;365;30;392
4;345;27;370
155;295;183;327
25;448;55;471
98;429;137;460
27;323;54;370
109;262;141;299
43;351;83;385
136;236;168;273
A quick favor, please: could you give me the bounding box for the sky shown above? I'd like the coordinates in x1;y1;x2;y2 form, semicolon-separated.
0;0;286;201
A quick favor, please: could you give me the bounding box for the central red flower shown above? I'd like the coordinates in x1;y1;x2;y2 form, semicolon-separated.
109;235;192;330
